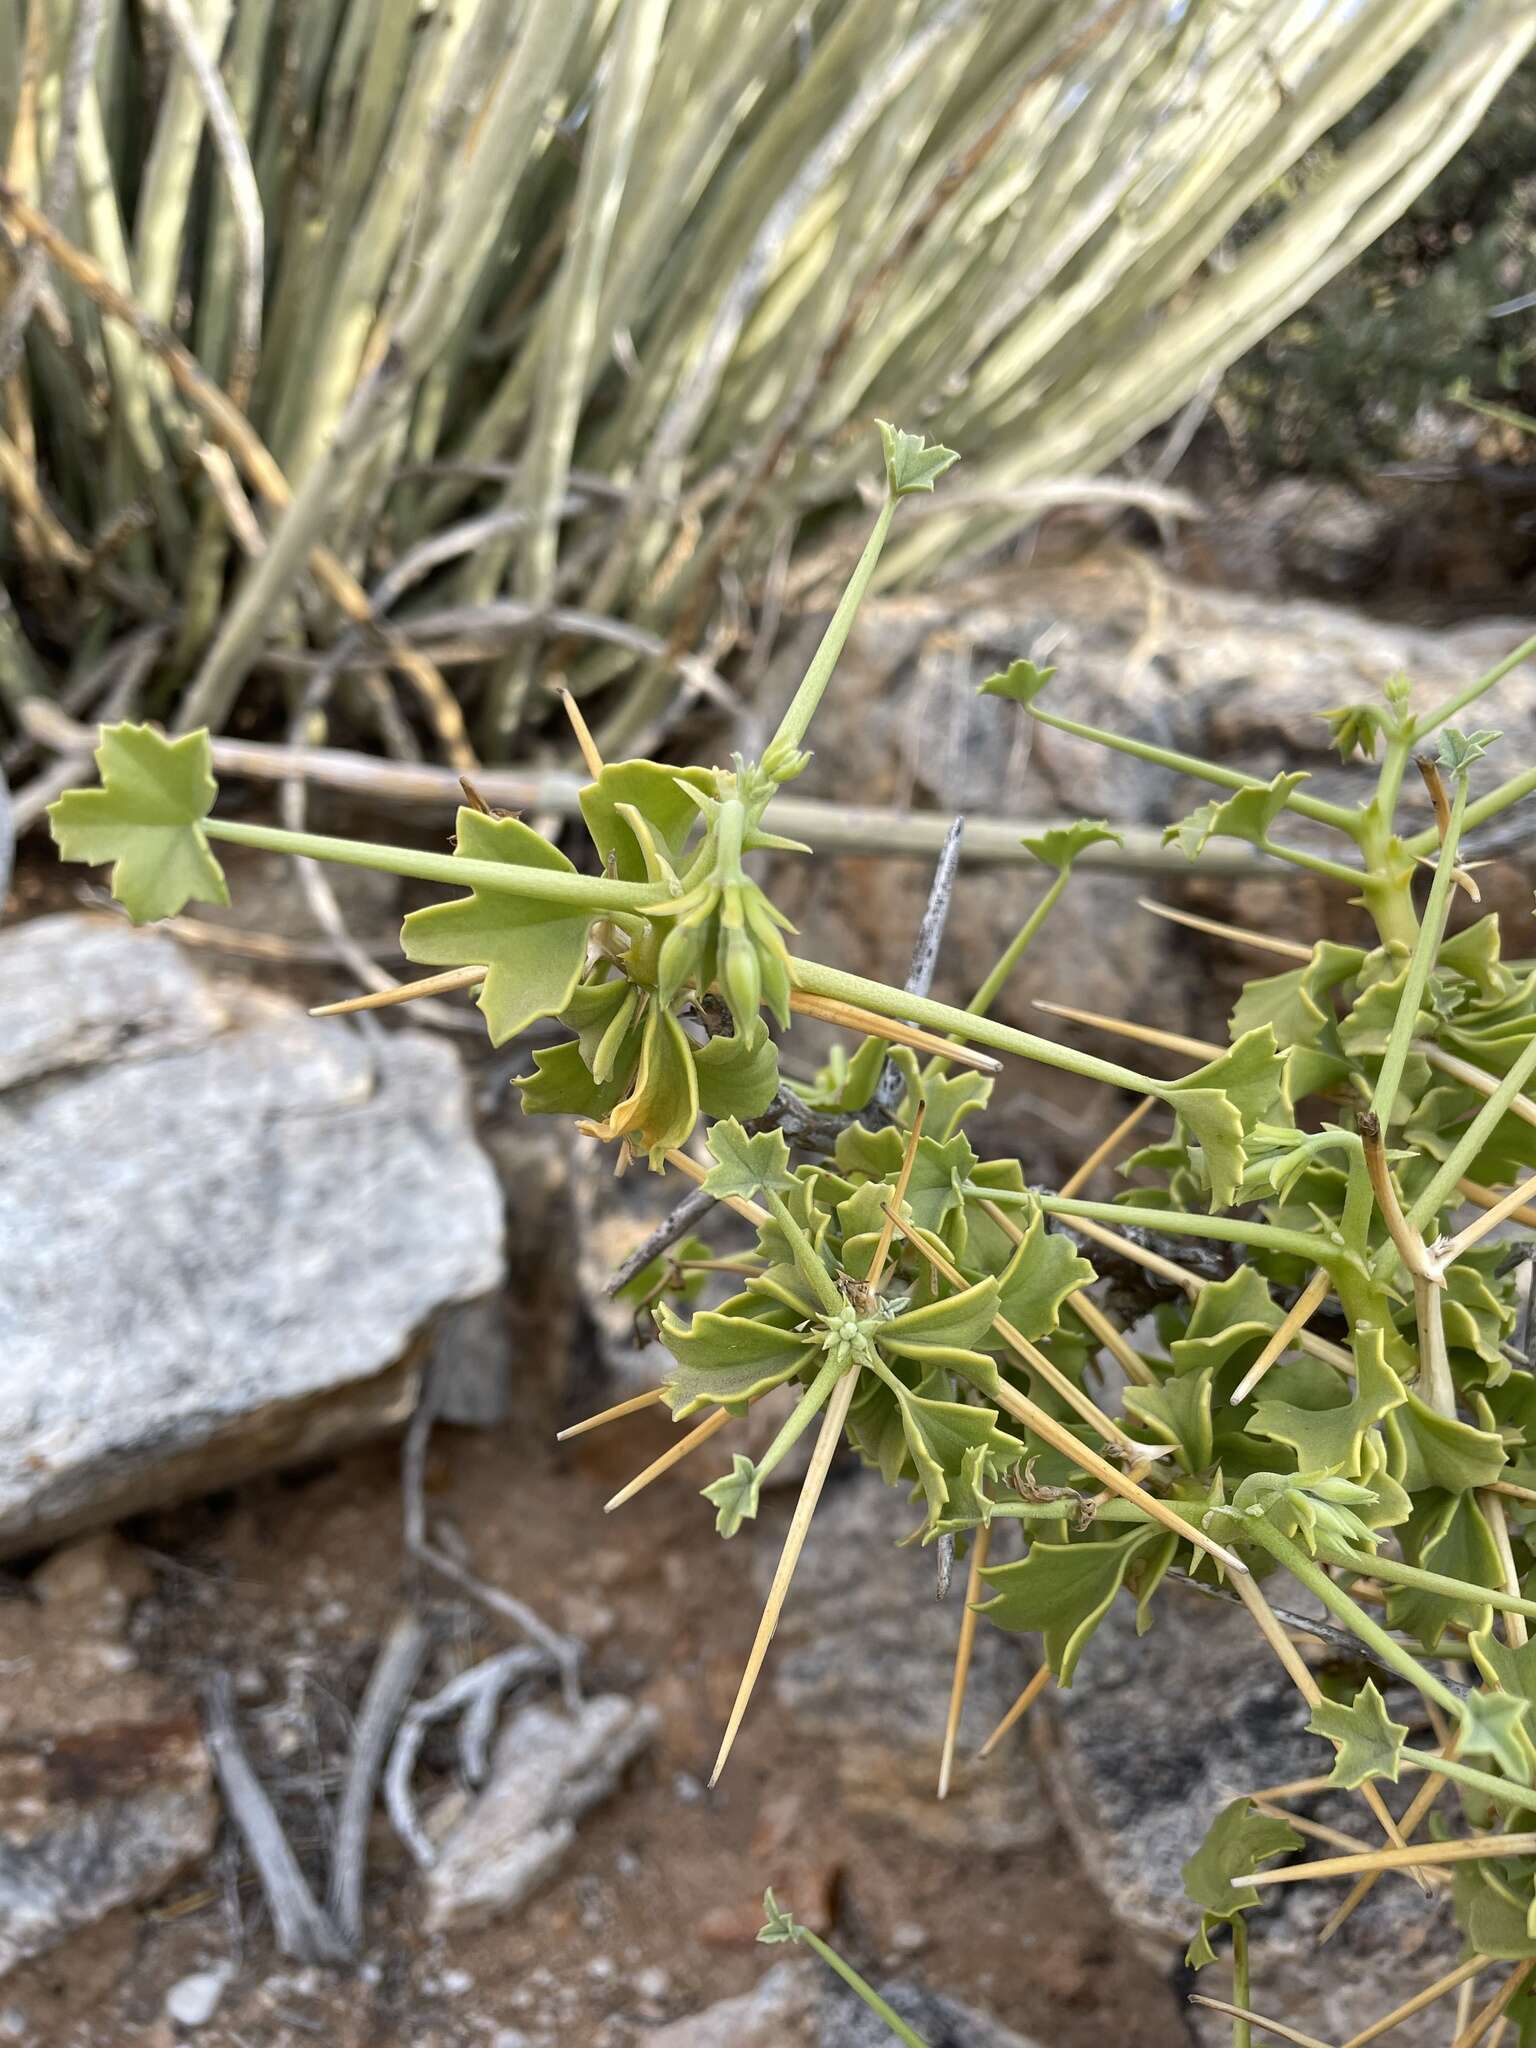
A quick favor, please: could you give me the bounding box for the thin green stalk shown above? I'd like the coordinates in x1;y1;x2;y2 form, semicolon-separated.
1401;1030;1536;1241
1245;1519;1465;1720
754;1356;845;1487
202;818;661;915
1411;632;1536;746
1036;1195;1351;1273
1231;1917;1252;2048
761;1190;844;1316
789;1926;932;2048
1026;707;1361;836
1323;1543;1532;1617
765;495;896;763
1370;774;1467;1125
1254;837;1368;888
966;869;1070;1019
1402;1747;1535;1816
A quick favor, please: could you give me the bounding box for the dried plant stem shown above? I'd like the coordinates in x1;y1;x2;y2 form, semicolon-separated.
661;1146;770;1227
1249;1835;1536;1887
1317;1741;1456;1945
1032;998;1224;1062
1230;1269;1332;1405
1443;1171;1536;1261
1188;1996;1334;2048
1419;1045;1536;1131
1058;1094;1156;1198
1137;899;1313;962
1340;1954;1489;2048
977;1663;1052;1761
1482;1492;1529;1649
937;1524;989;1799
556;1387;666;1442
1460;1178;1536;1230
709;1365;860;1787
310;965;487;1016
604;1407;731;1513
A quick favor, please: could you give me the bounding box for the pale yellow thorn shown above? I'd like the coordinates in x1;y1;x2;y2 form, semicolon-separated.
1065;1290;1157;1389
709;1367;861;1787
1490;1478;1536;1506
557;1386;665;1441
1482;1491;1529;1651
1249;1801;1382;1862
1188;1995;1335;2048
557;683;605;780
1032;997;1223;1062
937;1523;990;1801
603;1407;731;1512
1317;1744;1454;1944
865;1104;926;1294
1247;1834;1536;1887
1418;1044;1536;1132
1230;1268;1332;1406
1137;898;1313;963
1443;1170;1536;1260
1339;1954;1488;2048
310;963;486;1015
1450;1960;1535;2048
1245;1773;1336;1804
788;990;1002;1074
1058;1093;1157;1199
977;1663;1053;1761
661;1146;770;1227
895;1212;1159;1458
1460;1177;1536;1231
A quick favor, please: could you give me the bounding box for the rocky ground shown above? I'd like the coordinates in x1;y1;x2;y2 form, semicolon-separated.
2;537;1532;2045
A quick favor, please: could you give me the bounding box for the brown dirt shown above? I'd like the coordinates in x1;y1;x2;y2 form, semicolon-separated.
0;1413;1186;2048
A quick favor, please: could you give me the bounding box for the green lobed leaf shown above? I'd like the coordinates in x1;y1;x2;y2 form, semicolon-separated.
1438;727;1502;777
977;658;1056;708
701;1117;796;1201
1317;703;1385;762
980;1525;1161;1684
403;808;590;1044
701;1452;762;1538
1181;1798;1302;1969
695;1029;780;1120
1162;773;1310;861
1307;1680;1407;1788
656;1298;815;1417
877;419;959;497
48;722;229;923
992;1210;1096;1344
578;760;713;882
1020;818;1122;872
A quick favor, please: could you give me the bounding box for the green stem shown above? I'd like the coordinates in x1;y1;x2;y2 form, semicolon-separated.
762;1190;844;1316
1322;1542;1534;1619
1036;1193;1353;1273
1410;630;1536;746
1401;1746;1533;1816
1027;707;1361;835
203;818;661;915
1244;1520;1465;1720
966;869;1070;1018
1400;1029;1536;1241
755;1356;844;1486
765;495;896;764
1370;775;1467;1126
1230;1917;1251;2048
1253;837;1367;888
793;1927;932;2048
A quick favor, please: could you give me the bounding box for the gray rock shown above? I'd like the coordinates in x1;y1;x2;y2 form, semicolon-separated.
1042;1586;1460;2048
164;1966;231;2027
0;1714;216;1977
651;1960;1041;2048
754;1477;1050;1854
424;1694;658;1931
0;915;503;1552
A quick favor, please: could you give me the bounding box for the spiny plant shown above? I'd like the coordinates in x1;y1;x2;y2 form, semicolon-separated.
47;421;1536;2048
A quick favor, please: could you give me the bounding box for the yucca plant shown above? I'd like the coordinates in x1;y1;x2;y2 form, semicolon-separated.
2;0;1534;791
45;423;1536;2046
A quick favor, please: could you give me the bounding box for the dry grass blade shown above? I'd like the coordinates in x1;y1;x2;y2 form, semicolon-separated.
310;965;487;1016
1249;1836;1536;1886
1443;1171;1536;1259
977;1663;1053;1761
604;1407;732;1513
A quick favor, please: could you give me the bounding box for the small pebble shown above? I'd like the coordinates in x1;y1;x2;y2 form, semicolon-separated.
440;1967;474;1996
165;1967;230;2028
491;2031;530;2048
586;1956;614;1982
673;1771;704;1804
891;1922;929;1956
0;2009;29;2041
635;1966;670;2001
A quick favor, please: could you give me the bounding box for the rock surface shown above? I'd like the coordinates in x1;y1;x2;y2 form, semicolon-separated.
1042;1585;1460;2048
425;1695;659;1931
754;1476;1048;1854
0;914;503;1552
651;1958;1042;2047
